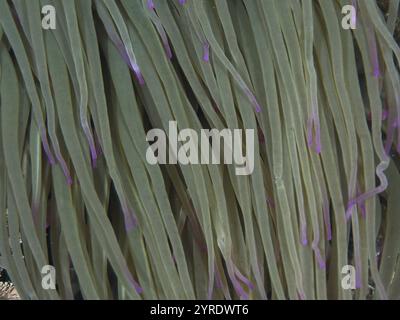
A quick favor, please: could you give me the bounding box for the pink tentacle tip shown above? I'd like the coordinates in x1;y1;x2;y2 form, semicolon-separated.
147;0;155;10
202;42;210;62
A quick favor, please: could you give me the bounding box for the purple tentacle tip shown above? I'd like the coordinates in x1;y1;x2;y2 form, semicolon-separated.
42;133;56;165
327;229;332;241
298;291;306;300
355;273;362;289
243;87;262;113
90;147;98;166
382;109;388;121
202;42;210;62
227;264;254;300
312;246;326;270
315;129;322;153
373;68;381;78
234;267;255;291
127;272;143;294
368;30;381;79
359;201;366;218
307;135;313;148
45;150;56;165
301;225;308;246
66;175;73;186
123;205;138;232
179;0;187;5
124;212;137;232
395;116;400;128
233;281;248;300
136;286;143;294
164;41;173;60
240;292;249;300
129;61;145;85
135;70;145;85
147;0;155;10
345;199;356;221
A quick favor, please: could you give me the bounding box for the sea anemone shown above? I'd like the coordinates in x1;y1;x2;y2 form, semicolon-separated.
0;0;399;300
